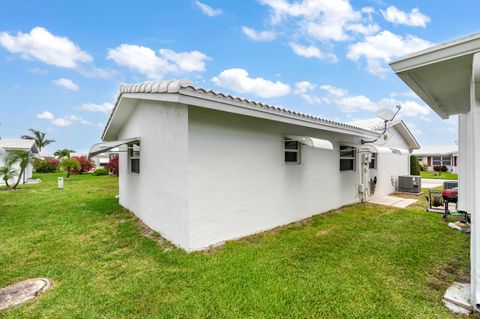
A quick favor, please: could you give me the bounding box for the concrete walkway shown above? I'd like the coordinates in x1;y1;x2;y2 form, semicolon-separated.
368;195;418;208
422;178;447;189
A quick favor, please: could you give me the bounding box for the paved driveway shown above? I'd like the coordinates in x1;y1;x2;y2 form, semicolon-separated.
422;178;447;189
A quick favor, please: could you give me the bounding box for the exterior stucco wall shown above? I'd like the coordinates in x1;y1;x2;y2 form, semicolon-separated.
369;126;410;198
117;99;190;249
187;107;361;250
0;152;33;186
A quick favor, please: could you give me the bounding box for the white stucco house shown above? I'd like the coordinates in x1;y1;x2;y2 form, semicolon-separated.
413;146;459;173
390;32;480;312
90;80;419;251
0;138;39;186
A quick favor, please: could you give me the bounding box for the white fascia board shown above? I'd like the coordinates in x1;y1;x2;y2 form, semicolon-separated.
178;92;378;138
390;33;480;73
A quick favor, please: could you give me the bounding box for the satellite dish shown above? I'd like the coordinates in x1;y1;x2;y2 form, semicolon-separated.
376;105;402;121
361;105;402;145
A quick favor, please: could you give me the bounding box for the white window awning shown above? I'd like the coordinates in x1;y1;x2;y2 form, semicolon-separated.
359;145;393;154
390;148;409;155
89;137;140;157
285;135;334;150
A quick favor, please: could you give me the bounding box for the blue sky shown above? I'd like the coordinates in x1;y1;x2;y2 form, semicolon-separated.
0;0;477;154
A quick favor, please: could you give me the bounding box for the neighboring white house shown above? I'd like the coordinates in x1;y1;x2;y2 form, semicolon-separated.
90;80;419;252
413;146;459;173
390;32;480;312
0;138;39;186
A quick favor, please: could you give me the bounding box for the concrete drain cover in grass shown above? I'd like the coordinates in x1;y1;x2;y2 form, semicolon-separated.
0;278;51;310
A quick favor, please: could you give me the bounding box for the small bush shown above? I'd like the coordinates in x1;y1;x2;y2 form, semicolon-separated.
34;157;58;173
93;168;108;176
410;155;421;175
433;165;448;172
107;154;119;177
71;155;95;174
420;163;429;171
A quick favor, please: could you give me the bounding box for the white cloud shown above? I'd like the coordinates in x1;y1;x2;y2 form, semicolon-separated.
319;84;431;119
79;102;114;113
37;111;91;127
294;81;316;94
319;85;348;97
107;44;211;79
293;81;321;105
211;68;291;98
301;94;322;105
51;118;72;127
259;0;374;42
37;111;54;120
67;115;92;125
157;48;210;72
345;23;380;35
241;27;277;41
347;30;432;77
289;43;337;62
378;98;430;120
195;1;222;16
0;27;92;68
382;6;430;27
53;78;79;91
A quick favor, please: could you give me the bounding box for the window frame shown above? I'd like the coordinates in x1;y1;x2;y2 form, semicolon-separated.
284;139;301;165
369;152;377;169
339;145;356;172
128;142;141;175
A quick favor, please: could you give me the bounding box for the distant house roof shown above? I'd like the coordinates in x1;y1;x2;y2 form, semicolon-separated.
348;118;420;150
0;138;39;153
412;145;458;156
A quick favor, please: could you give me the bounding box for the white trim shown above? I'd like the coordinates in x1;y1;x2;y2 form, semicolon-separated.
284;135;333;150
89;137;140;157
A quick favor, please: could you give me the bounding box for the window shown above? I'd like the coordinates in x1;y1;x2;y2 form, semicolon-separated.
441;156;451;166
432;155;452;166
369;153;377;169
285;140;301;164
129;142;140;174
340;146;355;171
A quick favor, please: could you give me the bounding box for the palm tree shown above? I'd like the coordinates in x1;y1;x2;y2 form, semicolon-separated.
0;165;18;188
21;129;55;152
6;150;36;189
54;149;75;159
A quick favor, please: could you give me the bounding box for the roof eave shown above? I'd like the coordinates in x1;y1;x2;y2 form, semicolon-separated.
390;32;480;73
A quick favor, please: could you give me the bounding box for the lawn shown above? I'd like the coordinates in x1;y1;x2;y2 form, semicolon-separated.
421;171;458;180
0;173;470;318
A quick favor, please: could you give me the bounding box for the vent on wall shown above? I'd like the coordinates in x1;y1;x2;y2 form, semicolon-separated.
398;175;421;194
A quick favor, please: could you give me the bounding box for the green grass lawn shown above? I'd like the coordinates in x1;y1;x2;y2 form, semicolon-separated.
0;173;470;318
420;171;458;180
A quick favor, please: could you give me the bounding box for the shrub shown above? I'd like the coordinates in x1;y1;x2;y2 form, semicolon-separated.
71;155;95;174
107;154;119;177
61;158;81;178
93;168;108;176
433;165;448;173
34;157;58;173
410;155;421;176
420;163;429;171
